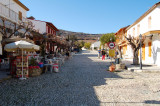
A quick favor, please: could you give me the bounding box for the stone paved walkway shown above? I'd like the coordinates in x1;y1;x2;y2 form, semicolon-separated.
0;50;160;106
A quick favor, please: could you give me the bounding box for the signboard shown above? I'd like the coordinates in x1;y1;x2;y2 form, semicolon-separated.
108;42;115;49
109;49;115;57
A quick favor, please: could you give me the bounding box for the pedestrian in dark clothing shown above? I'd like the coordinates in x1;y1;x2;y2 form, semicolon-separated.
115;50;119;58
66;51;70;60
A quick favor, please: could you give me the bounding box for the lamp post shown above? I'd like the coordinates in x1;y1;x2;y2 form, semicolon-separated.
110;37;112;63
139;34;142;69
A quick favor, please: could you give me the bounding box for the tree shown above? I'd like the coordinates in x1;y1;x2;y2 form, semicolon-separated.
0;17;23;39
79;41;85;48
125;35;145;65
84;42;91;49
0;17;34;57
0;17;34;40
22;21;34;38
100;33;115;45
100;33;124;58
73;41;85;49
69;34;77;44
40;44;46;57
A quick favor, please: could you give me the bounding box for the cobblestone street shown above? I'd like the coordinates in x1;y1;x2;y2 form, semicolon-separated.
0;50;160;106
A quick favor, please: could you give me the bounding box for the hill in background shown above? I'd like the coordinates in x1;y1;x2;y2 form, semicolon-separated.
59;29;103;43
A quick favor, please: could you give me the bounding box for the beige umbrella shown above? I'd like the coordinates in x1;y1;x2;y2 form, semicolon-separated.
4;40;40;80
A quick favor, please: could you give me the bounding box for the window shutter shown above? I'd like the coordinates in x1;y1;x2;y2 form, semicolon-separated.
19;11;22;21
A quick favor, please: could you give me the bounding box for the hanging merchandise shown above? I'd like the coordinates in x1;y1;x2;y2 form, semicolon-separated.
16;56;29;78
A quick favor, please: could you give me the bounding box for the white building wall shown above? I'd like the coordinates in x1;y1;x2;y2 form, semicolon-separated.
152;35;160;66
126;5;160;65
91;44;94;50
150;6;160;31
0;0;27;17
126;45;133;58
30;20;47;34
127;5;160;38
0;0;29;55
0;0;28;23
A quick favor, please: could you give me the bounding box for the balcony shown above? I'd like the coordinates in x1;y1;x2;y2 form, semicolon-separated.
0;3;28;23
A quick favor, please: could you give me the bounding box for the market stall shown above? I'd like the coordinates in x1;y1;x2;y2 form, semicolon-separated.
4;40;40;80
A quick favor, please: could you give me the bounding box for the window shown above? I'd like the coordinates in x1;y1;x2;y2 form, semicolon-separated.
137;24;140;35
133;28;135;36
19;11;22;21
148;16;151;29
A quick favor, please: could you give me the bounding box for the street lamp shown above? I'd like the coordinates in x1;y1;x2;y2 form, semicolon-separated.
109;37;113;63
139;34;142;69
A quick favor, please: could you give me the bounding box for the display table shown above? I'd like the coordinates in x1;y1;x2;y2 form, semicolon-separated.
44;62;59;73
44;64;53;72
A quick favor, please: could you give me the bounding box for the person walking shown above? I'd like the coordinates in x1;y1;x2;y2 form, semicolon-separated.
106;50;109;59
101;49;106;60
47;56;53;72
98;49;101;59
65;50;70;60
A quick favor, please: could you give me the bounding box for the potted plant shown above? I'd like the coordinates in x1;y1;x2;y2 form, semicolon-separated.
29;57;42;77
109;63;115;72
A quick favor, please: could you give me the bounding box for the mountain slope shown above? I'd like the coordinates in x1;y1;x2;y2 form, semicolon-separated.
59;29;103;40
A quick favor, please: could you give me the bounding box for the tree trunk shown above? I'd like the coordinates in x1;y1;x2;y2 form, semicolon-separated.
133;49;139;65
116;46;122;58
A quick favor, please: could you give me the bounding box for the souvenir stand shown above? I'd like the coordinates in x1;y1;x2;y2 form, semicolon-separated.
4;40;40;80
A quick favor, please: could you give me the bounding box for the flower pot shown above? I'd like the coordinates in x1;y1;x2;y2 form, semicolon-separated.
109;64;115;72
29;66;41;77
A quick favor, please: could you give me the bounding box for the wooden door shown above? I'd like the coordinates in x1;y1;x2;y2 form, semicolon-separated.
142;44;145;60
148;42;152;57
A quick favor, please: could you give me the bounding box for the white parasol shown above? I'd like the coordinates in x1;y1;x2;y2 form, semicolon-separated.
4;40;40;80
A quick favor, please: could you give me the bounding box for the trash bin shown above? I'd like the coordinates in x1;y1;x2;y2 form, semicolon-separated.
38;62;44;68
115;58;120;64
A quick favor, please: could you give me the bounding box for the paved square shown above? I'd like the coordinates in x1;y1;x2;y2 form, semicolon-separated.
0;50;160;106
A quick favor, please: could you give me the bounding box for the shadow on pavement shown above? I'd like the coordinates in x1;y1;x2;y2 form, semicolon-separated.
100;100;160;105
144;100;160;104
55;50;123;105
1;50;155;105
0;50;122;106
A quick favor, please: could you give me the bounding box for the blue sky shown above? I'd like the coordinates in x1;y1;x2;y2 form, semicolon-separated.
20;0;160;34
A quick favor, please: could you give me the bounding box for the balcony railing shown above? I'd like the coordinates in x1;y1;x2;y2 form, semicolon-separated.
0;3;28;23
